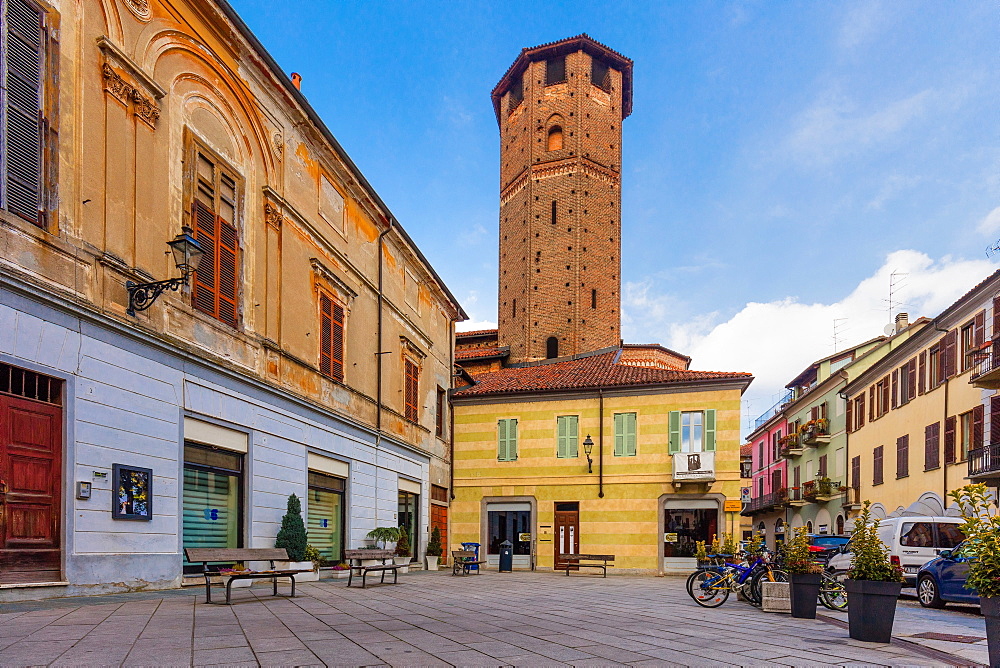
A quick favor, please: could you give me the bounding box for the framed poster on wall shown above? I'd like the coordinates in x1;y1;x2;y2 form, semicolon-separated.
112;463;153;520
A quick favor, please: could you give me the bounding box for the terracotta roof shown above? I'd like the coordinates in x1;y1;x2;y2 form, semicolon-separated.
455;346;509;361
453;350;752;398
456;328;499;338
622;343;692;363
491;34;634;124
740;444;753;458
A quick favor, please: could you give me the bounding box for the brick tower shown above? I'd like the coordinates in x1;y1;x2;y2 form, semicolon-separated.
492;35;633;363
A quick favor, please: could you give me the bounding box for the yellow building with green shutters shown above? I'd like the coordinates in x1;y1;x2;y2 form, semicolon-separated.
451;344;753;574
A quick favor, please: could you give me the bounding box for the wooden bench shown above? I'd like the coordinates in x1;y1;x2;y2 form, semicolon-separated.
452;549;486;576
184;548;311;605
562;554;615;577
344;549;401;588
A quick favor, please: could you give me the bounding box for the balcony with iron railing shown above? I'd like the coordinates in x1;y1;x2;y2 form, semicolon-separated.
969;443;1000;480
970;343;1000;388
753;390;794;430
842;486;862;509
742;488;788;515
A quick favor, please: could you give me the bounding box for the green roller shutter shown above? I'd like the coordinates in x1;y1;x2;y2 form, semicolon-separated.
668;411;681;453
704;409;716;451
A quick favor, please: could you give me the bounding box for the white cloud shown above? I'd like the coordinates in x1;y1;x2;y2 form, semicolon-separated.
624;250;997;436
977;206;1000;235
457;319;497;333
838;1;889;51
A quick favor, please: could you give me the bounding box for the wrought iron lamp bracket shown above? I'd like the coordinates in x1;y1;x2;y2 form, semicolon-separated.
126;276;187;316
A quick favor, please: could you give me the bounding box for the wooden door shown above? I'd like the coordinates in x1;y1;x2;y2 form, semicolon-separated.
0;394;62;584
554;509;579;570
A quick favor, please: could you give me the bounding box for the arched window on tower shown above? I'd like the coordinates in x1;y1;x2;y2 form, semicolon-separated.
546;337;559;359
547;125;563;151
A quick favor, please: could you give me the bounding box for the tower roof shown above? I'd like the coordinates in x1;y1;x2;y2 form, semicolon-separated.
491;34;633;125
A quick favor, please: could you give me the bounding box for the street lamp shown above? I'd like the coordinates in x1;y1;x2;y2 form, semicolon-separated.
126;226;205;316
583;434;594;474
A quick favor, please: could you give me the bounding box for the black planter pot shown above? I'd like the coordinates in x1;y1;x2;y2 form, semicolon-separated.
980;596;1000;667
844;579;903;643
789;573;822;619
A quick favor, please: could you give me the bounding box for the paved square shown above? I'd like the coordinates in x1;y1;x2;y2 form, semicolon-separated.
0;571;972;666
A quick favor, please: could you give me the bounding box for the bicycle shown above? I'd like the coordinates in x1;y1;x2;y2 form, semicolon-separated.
818;570;848;610
687;551;782;608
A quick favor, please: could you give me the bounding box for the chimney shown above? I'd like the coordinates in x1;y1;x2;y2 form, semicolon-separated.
290;72;302;90
895;312;909;331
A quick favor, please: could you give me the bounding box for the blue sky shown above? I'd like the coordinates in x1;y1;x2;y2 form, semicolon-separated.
230;0;999;431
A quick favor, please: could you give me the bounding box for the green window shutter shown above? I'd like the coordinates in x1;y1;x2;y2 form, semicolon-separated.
625;413;637;456
668;411;681;454
569;416;579;458
614;414;624;456
509;419;518;460
498;419;508;461
704;409;716;451
556;416;568;458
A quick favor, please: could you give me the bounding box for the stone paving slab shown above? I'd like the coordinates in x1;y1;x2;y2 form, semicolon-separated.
0;571;979;667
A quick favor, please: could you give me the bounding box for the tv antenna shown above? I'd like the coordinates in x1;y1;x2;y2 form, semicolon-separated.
832;318;848;353
988;239;1000;258
884;270;908;324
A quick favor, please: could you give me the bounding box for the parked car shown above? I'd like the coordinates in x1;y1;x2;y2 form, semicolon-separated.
807;534;851;564
916;541;978;608
827;516;965;586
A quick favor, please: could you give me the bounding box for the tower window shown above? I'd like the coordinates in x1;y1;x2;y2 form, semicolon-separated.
508;75;523;114
591;59;611;92
547;126;564;151
545;56;566;85
546;337;559;359
512;298;516;318
591;289;597;309
551;200;557;225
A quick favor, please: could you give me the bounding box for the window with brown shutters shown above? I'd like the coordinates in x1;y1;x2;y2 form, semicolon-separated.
318;292;344;381
891;370;898;409
944;415;956;464
907;358;917;401
925;422;940;471
846;396;854;433
855;394;865;430
435;386;445;438
404;358;419;422
873;445;884;485
918;351;927;394
851;455;861;490
1;0;46;226
972;403;984;455
991;395;1000;446
190;146;240;328
896;435;909;478
994;296;1000;338
818;454;827;478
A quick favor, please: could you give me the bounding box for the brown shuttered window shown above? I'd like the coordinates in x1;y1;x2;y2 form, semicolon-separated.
994;296;1000;338
818;454;828;478
2;0;46;225
896;435;909;478
918;351;926;394
891;370;898;409
873;445;884;485
846;396;854;433
190;148;240;328
944;415;956;464
851;455;861;490
856;394;865;430
404;358;419;422
973;404;984;451
318;292;344;381
868;386;876;422
907;358;917;401
925;422;940;471
991;395;1000;445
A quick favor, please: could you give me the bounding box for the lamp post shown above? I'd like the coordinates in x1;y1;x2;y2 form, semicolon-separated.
583;434;594;474
126;226;205;316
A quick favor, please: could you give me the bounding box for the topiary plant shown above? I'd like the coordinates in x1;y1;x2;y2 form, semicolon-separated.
274;494;308;562
781;526;822;574
847;501;903;582
366;526;401;548
949;483;1000;598
426;526;443;557
395;526;412;558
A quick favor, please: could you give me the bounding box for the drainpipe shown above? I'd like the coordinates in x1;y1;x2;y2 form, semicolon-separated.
838;370;851;513
598;388;605;498
375;220;394;442
934;323;950;505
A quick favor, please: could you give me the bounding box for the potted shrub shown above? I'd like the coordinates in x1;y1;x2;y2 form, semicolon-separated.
949;483;1000;666
426;526;443;570
394;526;412;572
274;494;318;581
844;501;903;642
366;526;401;548
781;527;823;618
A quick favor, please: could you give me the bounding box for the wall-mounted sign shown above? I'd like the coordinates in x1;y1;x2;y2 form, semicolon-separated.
740;486;751;502
112;463;152;521
664;532;679;543
724;500;742;512
518;533;531;542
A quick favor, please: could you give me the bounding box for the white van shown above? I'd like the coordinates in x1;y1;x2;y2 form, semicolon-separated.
827;516;965;586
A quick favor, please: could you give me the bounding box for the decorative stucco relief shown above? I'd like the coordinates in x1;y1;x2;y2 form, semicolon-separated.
101;63;161;127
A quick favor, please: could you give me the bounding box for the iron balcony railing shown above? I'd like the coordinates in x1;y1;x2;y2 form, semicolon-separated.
969;444;1000;478
753;390;794;430
743;489;788;515
971;343;1000;383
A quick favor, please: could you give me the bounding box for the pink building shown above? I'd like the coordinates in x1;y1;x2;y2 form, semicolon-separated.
744;396;790;548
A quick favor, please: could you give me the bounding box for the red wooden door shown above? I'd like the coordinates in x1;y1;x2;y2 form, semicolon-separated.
430;504;448;565
0;394;62;584
554;509;579;570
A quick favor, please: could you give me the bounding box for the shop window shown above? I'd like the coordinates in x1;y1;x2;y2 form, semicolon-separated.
664;508;716;559
487;508;531;555
398;490;419;562
182;443;243;574
307;472;345;565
